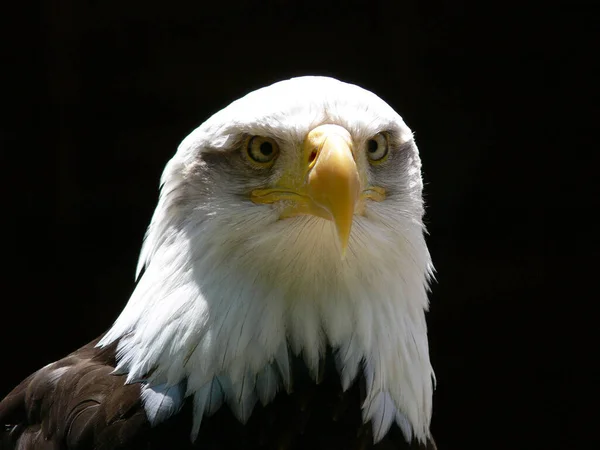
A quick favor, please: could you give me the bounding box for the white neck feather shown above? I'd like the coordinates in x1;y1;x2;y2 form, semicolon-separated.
99;188;434;443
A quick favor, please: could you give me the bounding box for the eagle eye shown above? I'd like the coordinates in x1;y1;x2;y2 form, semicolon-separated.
246;136;280;165
366;133;389;163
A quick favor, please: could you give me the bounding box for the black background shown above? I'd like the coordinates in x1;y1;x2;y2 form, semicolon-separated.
0;1;591;449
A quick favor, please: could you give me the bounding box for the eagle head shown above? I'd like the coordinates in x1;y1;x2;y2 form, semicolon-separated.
99;76;435;443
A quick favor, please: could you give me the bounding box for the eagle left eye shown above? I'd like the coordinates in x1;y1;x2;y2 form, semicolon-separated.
366;133;389;163
246;136;280;165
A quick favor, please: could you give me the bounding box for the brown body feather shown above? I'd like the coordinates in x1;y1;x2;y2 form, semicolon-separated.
1;337;436;449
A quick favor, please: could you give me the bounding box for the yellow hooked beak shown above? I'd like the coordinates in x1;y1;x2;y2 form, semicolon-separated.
251;124;385;257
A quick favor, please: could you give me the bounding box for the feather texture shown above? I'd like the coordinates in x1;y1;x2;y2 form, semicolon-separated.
275;342;292;393
0;337;148;449
141;381;185;426
225;372;258;423
190;376;226;440
363;391;397;443
335;339;363;391
256;363;280;406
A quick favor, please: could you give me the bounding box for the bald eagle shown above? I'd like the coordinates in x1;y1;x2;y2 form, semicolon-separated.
1;76;437;449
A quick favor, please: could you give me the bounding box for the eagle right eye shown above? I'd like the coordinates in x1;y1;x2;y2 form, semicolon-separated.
246;136;280;165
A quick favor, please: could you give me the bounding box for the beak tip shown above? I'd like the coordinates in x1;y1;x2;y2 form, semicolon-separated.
337;229;351;260
340;247;348;261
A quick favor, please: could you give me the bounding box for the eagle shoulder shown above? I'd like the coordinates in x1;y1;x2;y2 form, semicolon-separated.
0;336;148;449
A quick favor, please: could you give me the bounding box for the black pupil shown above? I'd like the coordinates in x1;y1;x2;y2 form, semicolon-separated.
368;139;378;153
260;141;273;156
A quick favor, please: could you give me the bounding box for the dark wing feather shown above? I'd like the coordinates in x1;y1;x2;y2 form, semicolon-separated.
0;336;149;450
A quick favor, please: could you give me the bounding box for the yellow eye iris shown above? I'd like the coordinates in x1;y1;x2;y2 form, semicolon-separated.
246;136;280;165
366;133;389;163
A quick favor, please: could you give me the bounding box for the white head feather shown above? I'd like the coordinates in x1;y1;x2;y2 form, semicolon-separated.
98;76;435;443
